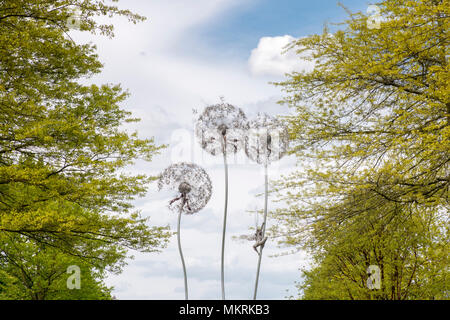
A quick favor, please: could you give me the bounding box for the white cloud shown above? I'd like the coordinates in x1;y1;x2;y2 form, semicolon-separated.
248;35;315;77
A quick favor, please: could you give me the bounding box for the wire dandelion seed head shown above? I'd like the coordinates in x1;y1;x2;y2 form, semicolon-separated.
158;162;212;214
195;103;249;156
245;113;289;165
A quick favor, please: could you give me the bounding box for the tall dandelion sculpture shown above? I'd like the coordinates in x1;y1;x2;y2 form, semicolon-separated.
245;113;289;300
195;102;248;300
158;162;212;300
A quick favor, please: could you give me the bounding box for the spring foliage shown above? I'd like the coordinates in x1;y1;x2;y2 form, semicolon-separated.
0;0;170;298
274;0;449;299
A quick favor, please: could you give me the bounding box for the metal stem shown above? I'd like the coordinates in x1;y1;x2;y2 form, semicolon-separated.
221;141;229;300
177;209;188;300
253;164;268;300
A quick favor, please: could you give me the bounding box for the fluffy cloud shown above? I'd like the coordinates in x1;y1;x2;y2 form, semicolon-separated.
248;35;315;77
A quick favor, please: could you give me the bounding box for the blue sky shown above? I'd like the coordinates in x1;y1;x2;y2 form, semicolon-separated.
185;0;370;58
74;0;375;300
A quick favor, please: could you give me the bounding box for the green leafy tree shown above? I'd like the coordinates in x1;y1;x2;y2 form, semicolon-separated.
272;0;449;299
0;0;170;298
297;204;449;300
0;235;113;300
275;0;448;212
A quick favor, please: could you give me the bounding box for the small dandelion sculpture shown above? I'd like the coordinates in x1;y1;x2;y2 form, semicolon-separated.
244;113;289;300
158;162;212;300
195;102;248;300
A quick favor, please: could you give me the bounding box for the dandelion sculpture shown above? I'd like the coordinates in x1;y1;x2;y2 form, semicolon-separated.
244;113;289;300
195;102;248;300
158;162;212;300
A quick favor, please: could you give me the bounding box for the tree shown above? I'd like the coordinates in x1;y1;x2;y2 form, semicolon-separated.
275;0;448;212
272;0;449;299
0;0;170;296
0;235;113;300
297;203;449;300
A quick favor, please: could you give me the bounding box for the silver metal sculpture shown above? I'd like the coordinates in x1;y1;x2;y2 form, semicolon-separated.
239;221;268;255
244;113;289;300
158;162;212;300
195;102;248;300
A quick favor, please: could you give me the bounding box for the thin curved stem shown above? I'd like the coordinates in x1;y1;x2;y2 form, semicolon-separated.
221;148;229;300
253;164;268;300
177;209;188;300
